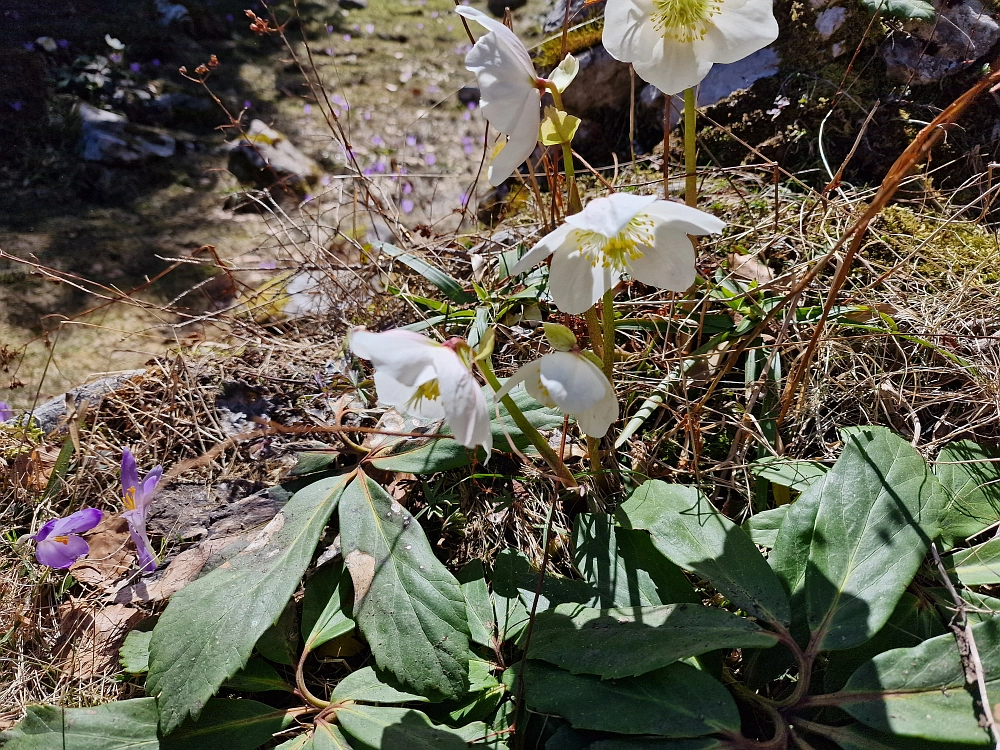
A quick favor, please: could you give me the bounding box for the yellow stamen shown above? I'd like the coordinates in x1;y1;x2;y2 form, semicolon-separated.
123;486;136;511
651;0;720;42
407;379;441;410
573;216;656;273
53;535;70;545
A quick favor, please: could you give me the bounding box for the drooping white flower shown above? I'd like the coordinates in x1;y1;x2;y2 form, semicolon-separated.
509;193;724;314
603;0;778;96
497;350;618;438
349;328;492;458
455;6;542;186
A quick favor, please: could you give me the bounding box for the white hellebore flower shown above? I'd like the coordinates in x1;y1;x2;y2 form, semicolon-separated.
497;349;618;438
456;6;541;186
603;0;778;95
349;328;492;458
509;193;724;315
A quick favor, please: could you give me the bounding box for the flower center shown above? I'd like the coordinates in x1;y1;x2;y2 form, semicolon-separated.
573;216;655;273
123;486;136;511
53;535;70;545
651;0;719;42
407;378;441;410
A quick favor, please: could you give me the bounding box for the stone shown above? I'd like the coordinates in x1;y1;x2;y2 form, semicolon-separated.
19;370;146;434
339;0;368;8
227;119;322;198
882;0;1000;84
488;0;527;17
78;102;176;165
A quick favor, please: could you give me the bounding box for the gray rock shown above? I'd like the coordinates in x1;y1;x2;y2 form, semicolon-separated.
543;0;604;32
13;369;146;434
882;0;1000;83
78;102;176;165
488;0;527;17
339;0;368;8
227;119;322;197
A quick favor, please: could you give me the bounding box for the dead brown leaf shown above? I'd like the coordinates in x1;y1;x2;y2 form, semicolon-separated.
71;515;134;590
728;253;775;285
112;536;236;605
55;600;144;681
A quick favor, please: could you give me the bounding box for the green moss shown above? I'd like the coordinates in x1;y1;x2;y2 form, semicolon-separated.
876;205;1000;284
532;17;605;70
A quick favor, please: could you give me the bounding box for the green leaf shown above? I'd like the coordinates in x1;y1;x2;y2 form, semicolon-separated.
936;440;1000;547
749;456;828;492
255;603;299;665
952;537;1000;586
528;603;778;677
332;667;430;704
859;0;935;20
840;617;1000;743
491;550;531;644
543;322;578;351
927;587;1000;624
301;562;355;652
223;657;293;693
521;660;740;737
743;506;788;549
617;481;790;625
572;514;698;608
376;242;476;304
275;725;355;750
120;630;152;674
823;592;946;692
147;474;351;733
370;386;562;474
494;547;599;615
589;741;728;750
803;427;947;651
0;699;159;750
289;452;338;477
339;473;470;700
337;705;489;750
161;699;293;750
457;559;496;648
800;721;982;749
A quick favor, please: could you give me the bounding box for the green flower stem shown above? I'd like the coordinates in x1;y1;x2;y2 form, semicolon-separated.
600;288;615;382
477;357;578;487
544;81;582;214
683;86;697;207
586;435;605;484
584;307;604;360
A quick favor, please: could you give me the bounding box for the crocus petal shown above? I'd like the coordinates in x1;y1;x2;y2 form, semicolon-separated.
634;37;713;96
700;0;778;65
51;507;104;536
36;535;90;569
374;370;446;421
564;193;658;238
507;223;575;277
139;466;163;507
433;349;492;459
627;228;698;291
350;329;440;387
537;352;610;413
121;448;139;497
32;518;59;543
641;200;726;236
123;509;158;573
548;246;620;315
486;87;541;186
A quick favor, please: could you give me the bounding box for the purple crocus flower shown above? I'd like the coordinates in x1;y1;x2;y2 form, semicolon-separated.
130;62;141;73
0;401;13;421
31;508;103;569
120;448;162;572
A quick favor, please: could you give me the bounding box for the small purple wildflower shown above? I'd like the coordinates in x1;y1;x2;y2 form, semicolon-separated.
332;94;346;106
304;103;312;114
374;161;386;173
303;194;314;203
325;47;335;56
57;39;69;49
129;62;141;73
371;134;384;147
427;85;441;93
417;23;424;29
31;508;103;569
431;11;439;17
401;199;414;214
244;100;252;110
152;58;160;66
121;448;162;573
321;175;332;186
402;182;413;195
260;259;277;269
363;111;372;121
227;13;235;22
343;33;352;41
10;102;22;112
462;111;471;121
459;191;470;207
467;101;477;110
447;24;454;31
0;401;13;420
23;41;35;51
365;23;375;34
363;166;375;175
109;52;122;63
327;24;334;33
464;144;474;154
405;135;417;147
332;107;341;117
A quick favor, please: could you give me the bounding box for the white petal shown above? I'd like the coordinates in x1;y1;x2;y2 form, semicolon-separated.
433;349;492;458
537;352;609;414
374;371;445;420
633;37;713;96
507;223;575;277
701;0;778;65
549;245;619;315
640;200;726;235
497;360;545;403
603;0;658;64
565;193;658;238
627;228;697;291
487;88;541;186
350;329;440;386
575;376;620;438
456;6;536;83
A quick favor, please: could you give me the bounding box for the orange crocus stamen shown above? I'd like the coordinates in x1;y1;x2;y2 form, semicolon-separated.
53;535;70;545
123;486;136;510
